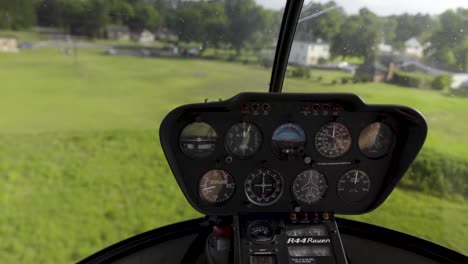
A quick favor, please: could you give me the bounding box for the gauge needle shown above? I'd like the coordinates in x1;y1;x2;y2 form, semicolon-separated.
240;124;252;151
203;186;216;191
354;171;358;184
332;123;336;138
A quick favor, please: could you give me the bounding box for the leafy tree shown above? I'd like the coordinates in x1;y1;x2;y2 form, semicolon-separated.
0;0;37;29
296;1;345;42
109;0;135;25
36;0;62;27
224;0;267;56
331;8;382;61
127;3;160;30
428;9;468;70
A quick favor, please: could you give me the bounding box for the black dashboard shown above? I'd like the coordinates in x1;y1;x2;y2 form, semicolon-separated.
160;93;427;216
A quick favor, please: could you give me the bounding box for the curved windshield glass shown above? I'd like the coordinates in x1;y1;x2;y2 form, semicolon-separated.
284;0;468;255
0;1;285;263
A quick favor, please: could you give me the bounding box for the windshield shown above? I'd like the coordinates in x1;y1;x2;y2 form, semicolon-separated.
0;0;466;263
0;1;286;263
284;0;468;255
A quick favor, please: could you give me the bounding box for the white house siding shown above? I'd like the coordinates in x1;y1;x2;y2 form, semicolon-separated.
0;38;18;53
289;41;330;66
452;74;468;89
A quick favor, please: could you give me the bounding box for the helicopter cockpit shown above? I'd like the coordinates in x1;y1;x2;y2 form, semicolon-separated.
77;1;467;264
157;92;426;264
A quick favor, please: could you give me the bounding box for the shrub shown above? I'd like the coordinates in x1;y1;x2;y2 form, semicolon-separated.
400;149;468;198
391;70;434;88
291;66;311;79
431;74;452;90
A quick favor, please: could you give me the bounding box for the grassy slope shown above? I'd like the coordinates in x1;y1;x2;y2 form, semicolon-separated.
0;49;466;263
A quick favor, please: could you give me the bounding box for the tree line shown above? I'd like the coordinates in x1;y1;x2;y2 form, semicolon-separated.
0;0;466;70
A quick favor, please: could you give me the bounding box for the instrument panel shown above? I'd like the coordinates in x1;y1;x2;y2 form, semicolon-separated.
160;93;427;215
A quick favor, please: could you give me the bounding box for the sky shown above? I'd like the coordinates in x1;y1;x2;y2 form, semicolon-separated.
255;0;468;16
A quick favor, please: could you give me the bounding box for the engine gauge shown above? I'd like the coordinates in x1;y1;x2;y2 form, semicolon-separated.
179;122;217;159
247;221;275;244
292;170;328;204
315;122;351;158
245;168;283;206
198;170;235;204
359;122;394;158
272;123;306;158
337;170;371;203
225;122;262;159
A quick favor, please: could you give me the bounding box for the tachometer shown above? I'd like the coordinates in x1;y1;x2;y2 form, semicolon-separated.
245;168;283;206
337;170;371;203
359;122;393;158
198;170;235;204
179;122;217;159
225;122;262;159
315;122;351;158
272;123;306;158
292;170;328;204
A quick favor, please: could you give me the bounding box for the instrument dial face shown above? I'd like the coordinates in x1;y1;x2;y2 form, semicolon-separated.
225;122;262;159
315;122;352;158
292;170;328;204
198;170;235;204
359;122;394;158
337;170;371;203
179;122;217;159
245;168;283;206
272;123;306;158
247;222;275;244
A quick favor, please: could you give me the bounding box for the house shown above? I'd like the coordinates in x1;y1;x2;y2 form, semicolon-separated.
452;74;468;89
404;37;424;58
355;61;390;82
106;25;130;41
289;39;330;66
131;29;155;43
378;42;393;54
0;36;18;53
155;28;179;42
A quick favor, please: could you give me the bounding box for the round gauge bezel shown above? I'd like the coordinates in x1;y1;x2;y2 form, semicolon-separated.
358;122;395;159
314;121;352;159
178;122;219;159
337;170;371;204
224;122;263;159
291;169;328;205
247;221;276;245
244;168;284;206
271;123;307;158
198;169;236;205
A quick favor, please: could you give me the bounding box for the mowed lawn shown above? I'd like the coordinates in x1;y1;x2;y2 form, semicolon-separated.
0;49;466;263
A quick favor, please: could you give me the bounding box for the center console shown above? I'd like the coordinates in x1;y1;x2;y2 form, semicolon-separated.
235;213;347;264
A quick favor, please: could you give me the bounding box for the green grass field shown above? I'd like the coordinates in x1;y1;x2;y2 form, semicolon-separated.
0;48;466;263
